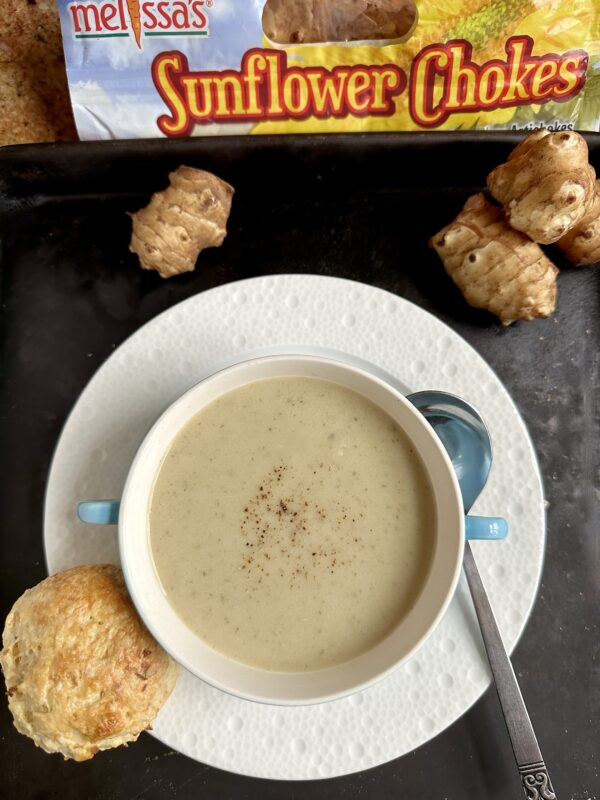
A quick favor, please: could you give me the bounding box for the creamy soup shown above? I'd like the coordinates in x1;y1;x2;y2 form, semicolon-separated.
149;377;435;672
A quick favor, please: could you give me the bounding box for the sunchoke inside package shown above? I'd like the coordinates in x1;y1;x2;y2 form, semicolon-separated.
57;0;600;139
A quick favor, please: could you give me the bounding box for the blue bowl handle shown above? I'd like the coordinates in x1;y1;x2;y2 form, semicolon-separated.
77;500;120;525
465;515;508;540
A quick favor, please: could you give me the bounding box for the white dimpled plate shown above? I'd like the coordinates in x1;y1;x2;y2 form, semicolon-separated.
44;275;545;780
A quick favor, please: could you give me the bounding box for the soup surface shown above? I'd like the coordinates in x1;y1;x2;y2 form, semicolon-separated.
149;376;435;672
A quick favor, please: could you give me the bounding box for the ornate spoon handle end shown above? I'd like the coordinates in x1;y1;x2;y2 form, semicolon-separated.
520;761;556;800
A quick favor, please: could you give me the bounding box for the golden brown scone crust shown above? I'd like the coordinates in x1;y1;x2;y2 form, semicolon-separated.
0;0;77;145
0;564;179;760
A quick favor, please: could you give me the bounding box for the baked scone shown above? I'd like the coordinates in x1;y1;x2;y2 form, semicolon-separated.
0;564;180;760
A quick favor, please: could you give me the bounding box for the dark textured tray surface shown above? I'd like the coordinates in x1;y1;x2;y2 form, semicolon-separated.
0;133;598;800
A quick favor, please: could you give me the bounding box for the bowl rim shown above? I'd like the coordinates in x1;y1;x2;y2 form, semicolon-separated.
119;353;465;705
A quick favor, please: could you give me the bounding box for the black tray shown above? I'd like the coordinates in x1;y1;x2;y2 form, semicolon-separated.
1;133;598;800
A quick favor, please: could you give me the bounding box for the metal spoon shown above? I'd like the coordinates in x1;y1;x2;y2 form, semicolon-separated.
408;391;557;800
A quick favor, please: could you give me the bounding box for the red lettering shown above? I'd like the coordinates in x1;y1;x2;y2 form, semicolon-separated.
171;2;190;28
151;48;406;134
69;3;101;33
157;1;171;28
409;36;588;128
191;2;208;29
479;63;504;106
142;2;158;29
100;4;119;31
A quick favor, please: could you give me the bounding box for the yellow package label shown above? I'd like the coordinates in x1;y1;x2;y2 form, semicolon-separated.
57;0;600;139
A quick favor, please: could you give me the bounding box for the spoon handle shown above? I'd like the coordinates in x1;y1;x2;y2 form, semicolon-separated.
462;542;557;800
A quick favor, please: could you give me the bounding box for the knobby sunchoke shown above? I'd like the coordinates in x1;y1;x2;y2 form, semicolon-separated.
487;130;596;244
262;0;417;44
556;179;600;266
430;193;558;325
129;166;234;279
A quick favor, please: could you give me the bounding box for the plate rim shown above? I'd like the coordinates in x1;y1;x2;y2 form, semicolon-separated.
43;273;547;780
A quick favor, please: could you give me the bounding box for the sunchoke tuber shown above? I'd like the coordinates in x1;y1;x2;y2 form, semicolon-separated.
430;193;558;325
262;0;417;44
129;166;234;278
556;180;600;266
487;130;596;245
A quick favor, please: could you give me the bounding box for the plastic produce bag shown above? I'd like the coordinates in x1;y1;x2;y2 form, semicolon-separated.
56;0;600;139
